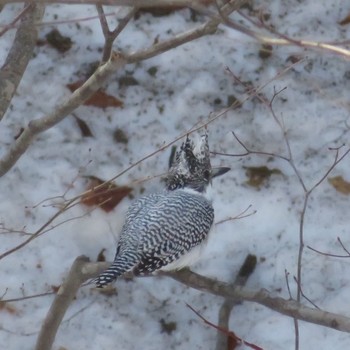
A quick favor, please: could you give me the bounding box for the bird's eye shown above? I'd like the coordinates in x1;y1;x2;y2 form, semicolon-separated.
203;169;210;180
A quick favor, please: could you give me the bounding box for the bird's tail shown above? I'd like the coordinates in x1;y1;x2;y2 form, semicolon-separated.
94;255;137;288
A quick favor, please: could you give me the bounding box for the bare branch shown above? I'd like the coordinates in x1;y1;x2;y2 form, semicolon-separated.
337;237;350;256
0;3;32;36
165;268;350;333
215;254;257;350
34;256;109;350
307;236;350;258
0;3;45;121
0;200;75;260
0;52;126;177
293;276;320;310
97;5;137;62
193;4;350;58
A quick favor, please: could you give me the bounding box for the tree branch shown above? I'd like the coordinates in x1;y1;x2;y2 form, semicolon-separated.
215;254;257;350
34;257;350;350
165;269;350;333
34;256;109;350
0;3;45;121
97;4;137;62
0;52;126;177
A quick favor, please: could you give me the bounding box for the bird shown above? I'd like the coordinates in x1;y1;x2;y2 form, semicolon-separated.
94;131;230;287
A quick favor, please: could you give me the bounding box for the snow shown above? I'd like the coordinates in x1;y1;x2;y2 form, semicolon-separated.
1;1;350;349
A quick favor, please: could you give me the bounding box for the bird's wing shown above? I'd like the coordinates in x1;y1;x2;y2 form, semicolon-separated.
130;191;214;274
123;193;162;226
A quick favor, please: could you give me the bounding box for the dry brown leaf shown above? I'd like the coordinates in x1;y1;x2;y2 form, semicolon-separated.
339;13;350;25
97;248;106;262
0;302;20;315
159;318;177;334
244;166;282;188
81;176;132;212
73;115;93;137
46;29;73;52
328;176;350;194
67;81;123;108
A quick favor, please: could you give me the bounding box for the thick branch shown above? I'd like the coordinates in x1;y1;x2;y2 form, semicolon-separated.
166;269;350;333
35;257;350;350
34;256;109;350
0;3;45;121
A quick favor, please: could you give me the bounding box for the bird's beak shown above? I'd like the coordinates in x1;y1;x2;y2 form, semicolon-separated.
211;167;231;179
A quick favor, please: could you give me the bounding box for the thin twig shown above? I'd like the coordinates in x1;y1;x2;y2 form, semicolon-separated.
293;276;320;310
1;291;54;303
215;204;256;225
307;236;350;258
0;3;31;36
0;52;126;178
97;5;137;62
193;3;350;59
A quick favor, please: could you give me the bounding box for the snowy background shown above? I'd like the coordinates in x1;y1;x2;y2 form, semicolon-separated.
1;1;350;349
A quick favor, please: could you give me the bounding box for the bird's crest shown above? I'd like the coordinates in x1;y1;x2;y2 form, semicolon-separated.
165;132;211;192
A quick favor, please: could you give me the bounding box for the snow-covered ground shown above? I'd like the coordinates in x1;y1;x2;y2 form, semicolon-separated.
1;1;350;349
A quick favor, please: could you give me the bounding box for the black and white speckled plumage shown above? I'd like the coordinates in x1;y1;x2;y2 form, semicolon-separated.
95;132;226;288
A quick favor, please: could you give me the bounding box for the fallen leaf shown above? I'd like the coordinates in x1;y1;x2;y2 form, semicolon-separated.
244;166;282;188
73;115;93;137
46;29;73;52
286;54;303;64
147;66;158;77
259;44;273;59
97;248;106;262
118;75;139;87
339;13;350;25
0;302;19;315
81;176;132;212
159;318;177;334
328;176;350;194
113;128;128;144
67;81;123;108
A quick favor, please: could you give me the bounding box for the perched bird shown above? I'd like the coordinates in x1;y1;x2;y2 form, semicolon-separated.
95;132;230;287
